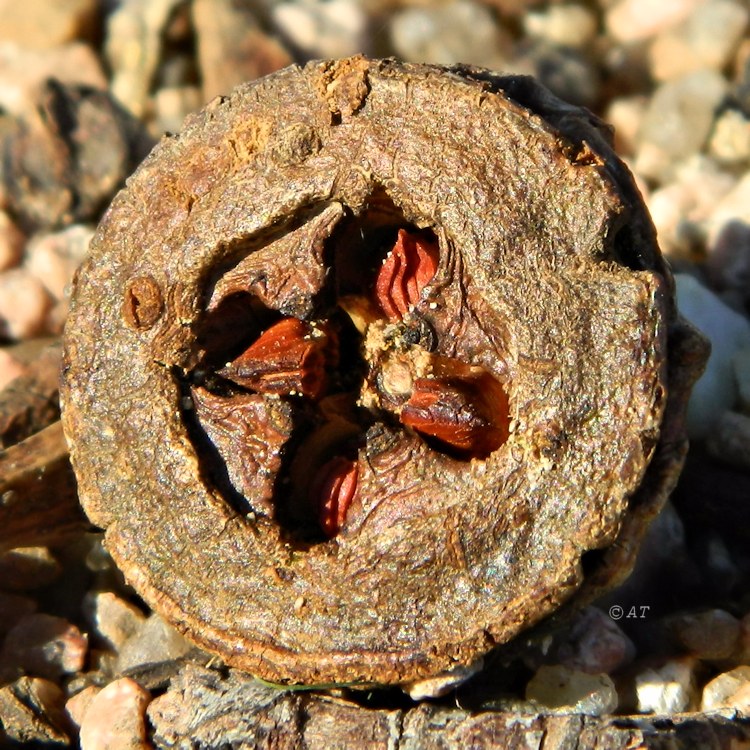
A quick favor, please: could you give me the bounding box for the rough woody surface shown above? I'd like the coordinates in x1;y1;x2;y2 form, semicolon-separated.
61;58;706;685
148;663;750;750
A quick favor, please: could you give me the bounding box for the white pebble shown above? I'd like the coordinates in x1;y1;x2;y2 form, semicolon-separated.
389;0;509;70
272;0;370;60
701;666;750;712
606;0;702;43
709;109;750;166
635;657;697;714
674;273;750;439
635;71;729;183
523;4;598;49
525;664;618;716
404;659;484;700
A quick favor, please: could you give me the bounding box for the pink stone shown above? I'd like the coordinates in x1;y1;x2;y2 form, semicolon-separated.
26;225;93;302
79;678;151;750
0;41;106;116
0;210;24;271
0;268;53;340
65;685;101;729
0;347;28;391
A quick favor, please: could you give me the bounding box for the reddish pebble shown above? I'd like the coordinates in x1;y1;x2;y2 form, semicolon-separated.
79;678;151;750
1;613;87;680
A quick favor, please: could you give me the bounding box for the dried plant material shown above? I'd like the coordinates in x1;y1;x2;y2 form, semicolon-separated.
61;58;707;686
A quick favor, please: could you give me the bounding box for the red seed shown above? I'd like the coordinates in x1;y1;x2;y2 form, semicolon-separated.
220;317;331;398
374;229;439;319
400;373;510;458
314;456;359;537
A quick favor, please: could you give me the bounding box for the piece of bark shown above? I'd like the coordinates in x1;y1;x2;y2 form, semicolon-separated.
61;58;707;685
147;663;750;750
0;421;84;553
0;339;61;448
0;676;70;747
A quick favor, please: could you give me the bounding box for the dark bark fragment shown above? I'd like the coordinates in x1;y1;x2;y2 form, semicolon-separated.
0;340;61;448
0;422;84;554
0;676;71;747
61;58;707;685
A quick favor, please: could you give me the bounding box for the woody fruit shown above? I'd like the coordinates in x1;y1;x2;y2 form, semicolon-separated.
61;58;707;686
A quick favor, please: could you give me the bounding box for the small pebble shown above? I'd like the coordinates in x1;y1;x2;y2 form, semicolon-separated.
0;347;28;391
403;659;484;700
65;684;101;729
646;155;735;258
706;220;750;302
515;41;600;108
26;224;93;302
106;0;184;117
0;546;62;592
0;267;53;340
635;71;729;183
701;665;750;712
709;109;750;165
635;657;698;714
707;410;750;470
668;608;741;661
272;0;370;62
523;4;597;49
82;591;147;651
193;0;291;104
115;613;192;674
153;86;202;135
706;172;750;247
1;613;88;680
0;676;70;745
525;664;618;716
79;677;151;750
606;0;701;43
674;273;750;439
0;209;24;271
552;607;636;675
389;0;510;70
649;0;749;81
606;95;648;156
0;0;99;51
0;41;106;117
